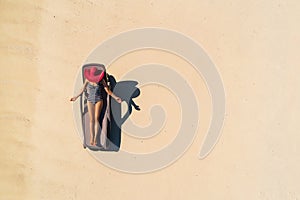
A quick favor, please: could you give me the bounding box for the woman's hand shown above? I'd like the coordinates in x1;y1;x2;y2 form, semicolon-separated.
70;80;88;102
70;96;78;102
115;97;122;103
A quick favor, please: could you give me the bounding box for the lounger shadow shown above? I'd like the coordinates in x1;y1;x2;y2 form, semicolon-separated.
106;75;141;151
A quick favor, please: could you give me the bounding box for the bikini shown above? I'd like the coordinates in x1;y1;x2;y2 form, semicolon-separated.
86;81;106;104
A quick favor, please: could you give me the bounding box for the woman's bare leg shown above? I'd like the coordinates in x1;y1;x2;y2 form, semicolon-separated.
94;100;103;145
87;102;95;145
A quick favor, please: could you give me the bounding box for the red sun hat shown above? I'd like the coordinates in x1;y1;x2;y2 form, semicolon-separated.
84;66;105;83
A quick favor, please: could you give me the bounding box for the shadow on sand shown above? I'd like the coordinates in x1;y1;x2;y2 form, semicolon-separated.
106;75;141;151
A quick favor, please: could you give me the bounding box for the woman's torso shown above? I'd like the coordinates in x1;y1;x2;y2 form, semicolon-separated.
86;81;105;102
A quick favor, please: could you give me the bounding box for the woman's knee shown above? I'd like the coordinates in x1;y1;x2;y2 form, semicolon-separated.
89;117;95;124
95;115;101;121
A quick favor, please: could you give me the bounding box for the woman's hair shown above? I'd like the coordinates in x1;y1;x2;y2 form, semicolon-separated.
104;71;108;82
98;71;109;85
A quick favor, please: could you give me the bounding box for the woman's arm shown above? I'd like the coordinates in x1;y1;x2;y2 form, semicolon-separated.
103;80;122;103
70;80;88;101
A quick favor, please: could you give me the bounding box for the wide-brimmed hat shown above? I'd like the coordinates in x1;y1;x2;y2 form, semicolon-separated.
84;66;105;83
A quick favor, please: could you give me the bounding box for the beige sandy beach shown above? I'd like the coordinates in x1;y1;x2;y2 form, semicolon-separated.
1;0;300;199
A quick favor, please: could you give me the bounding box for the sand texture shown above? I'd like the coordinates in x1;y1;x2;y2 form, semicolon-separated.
1;0;300;199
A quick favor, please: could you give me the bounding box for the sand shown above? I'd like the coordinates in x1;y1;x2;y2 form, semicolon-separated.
1;0;300;199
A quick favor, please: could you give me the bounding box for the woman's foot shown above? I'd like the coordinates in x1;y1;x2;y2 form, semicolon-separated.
90;140;94;145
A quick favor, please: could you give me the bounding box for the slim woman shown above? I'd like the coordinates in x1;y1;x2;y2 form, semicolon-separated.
70;66;122;146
